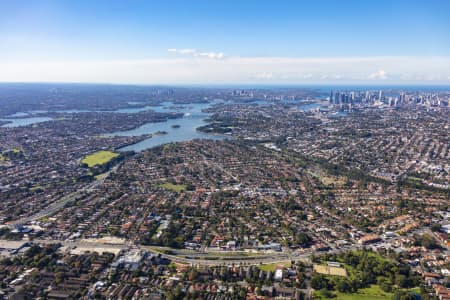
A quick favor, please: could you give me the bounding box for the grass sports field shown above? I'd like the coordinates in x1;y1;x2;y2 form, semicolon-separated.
258;261;291;272
81;150;119;167
313;264;348;277
158;182;187;192
314;285;392;300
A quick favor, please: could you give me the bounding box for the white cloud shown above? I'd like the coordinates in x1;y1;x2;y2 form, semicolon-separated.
299;73;313;79
321;74;343;80
1;56;450;84
256;72;274;79
400;73;445;81
196;52;224;59
178;49;197;55
369;69;388;80
168;48;224;59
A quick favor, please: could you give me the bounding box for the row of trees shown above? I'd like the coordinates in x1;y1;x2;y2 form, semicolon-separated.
311;250;420;294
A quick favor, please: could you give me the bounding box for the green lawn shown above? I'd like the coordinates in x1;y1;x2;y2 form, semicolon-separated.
152;224;166;239
158;182;186;192
162;143;179;151
81;150;119;167
1;148;23;160
30;185;44;192
258;261;291;272
336;285;392;300
314;285;421;300
313;252;420;300
94;173;108;180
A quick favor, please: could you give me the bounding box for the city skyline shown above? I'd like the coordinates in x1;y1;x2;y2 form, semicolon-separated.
1;0;450;84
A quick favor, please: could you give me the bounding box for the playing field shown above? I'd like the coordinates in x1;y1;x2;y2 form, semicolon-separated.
258;261;291;272
335;285;393;300
158;182;187;192
313;264;348;277
314;285;391;300
81;150;119;167
314;285;420;300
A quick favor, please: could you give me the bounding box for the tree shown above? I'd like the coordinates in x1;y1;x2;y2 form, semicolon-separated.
168;263;177;273
392;291;416;300
430;223;442;232
335;278;352;293
394;274;415;288
319;288;335;298
415;233;439;249
311;274;332;290
295;232;312;246
377;277;393;292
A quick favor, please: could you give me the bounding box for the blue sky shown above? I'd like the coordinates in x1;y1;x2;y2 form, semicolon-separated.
1;0;450;84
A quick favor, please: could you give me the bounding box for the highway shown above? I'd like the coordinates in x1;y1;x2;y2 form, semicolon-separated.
9;166;118;226
0;238;362;267
8;228;444;268
8;238;310;266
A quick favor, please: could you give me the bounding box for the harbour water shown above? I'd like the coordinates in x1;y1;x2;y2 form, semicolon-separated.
2;100;325;151
109;102;226;152
1;117;52;128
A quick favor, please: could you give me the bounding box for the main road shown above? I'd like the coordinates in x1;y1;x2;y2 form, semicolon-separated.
2;238;311;266
9;166;118;226
1;237;365;267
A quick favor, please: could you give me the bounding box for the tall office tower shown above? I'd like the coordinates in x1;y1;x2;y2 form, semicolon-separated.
330;90;333;104
399;92;405;104
379;90;383;101
334;92;340;104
